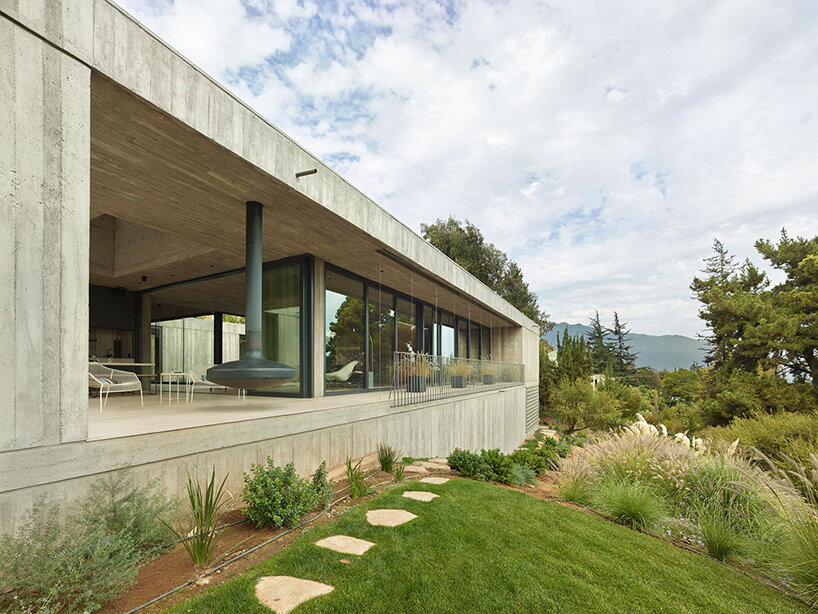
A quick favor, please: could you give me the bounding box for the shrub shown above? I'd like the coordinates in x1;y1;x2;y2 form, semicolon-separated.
447;448;492;481
509;447;555;476
550;378;623;433
311;461;334;508
595;479;666;532
707;412;818;475
376;443;401;473
346;457;372;498
480;448;514;484
164;468;228;566
0;477;174;614
511;464;537;486
243;458;322;528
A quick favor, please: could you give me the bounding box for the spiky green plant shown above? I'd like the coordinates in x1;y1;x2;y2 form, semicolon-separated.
595;479;665;532
346;458;372;499
377;443;401;473
394;463;406;483
163;468;228;566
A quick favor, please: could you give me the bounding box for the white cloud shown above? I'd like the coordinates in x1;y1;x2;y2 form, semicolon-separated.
119;0;818;337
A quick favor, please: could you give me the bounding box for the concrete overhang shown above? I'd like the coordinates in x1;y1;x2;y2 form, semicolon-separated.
4;0;539;333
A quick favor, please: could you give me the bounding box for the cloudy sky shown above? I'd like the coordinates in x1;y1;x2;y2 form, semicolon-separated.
120;0;818;337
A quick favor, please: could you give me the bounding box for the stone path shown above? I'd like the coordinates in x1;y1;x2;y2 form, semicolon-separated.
419;477;449;485
403;491;439;502
366;509;418;527
255;461;450;611
315;535;375;555
255;576;334;614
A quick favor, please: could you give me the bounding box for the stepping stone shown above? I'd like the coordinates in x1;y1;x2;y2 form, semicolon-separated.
366;509;417;527
255;576;334;613
403;491;439;502
413;461;449;471
429;457;448;464
419;477;449;485
315;535;375;555
403;464;428;475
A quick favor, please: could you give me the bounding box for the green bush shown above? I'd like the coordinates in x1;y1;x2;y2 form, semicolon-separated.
595;479;666;532
0;477;174;613
376;443;401;473
509;447;555;476
311;461;334;508
707;412;818;473
345;457;372;499
242;458;323;528
511;464;537;485
480;448;514;484
447;448;492;481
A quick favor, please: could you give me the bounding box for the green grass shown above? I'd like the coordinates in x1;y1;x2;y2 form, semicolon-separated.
165;479;806;614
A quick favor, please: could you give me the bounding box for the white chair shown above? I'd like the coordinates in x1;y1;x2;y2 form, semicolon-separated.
326;360;358;383
187;370;246;403
88;362;143;412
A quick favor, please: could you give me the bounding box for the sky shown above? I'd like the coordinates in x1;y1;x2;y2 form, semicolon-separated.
119;0;818;337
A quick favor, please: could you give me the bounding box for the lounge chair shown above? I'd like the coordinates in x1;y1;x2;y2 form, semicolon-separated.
88;361;143;412
326;360;358;383
188;370;246;403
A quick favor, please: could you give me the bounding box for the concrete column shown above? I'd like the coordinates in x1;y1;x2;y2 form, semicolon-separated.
213;312;223;364
139;294;152;390
312;258;325;397
0;16;91;451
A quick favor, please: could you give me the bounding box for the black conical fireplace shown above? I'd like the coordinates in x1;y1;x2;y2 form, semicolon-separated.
207;201;297;390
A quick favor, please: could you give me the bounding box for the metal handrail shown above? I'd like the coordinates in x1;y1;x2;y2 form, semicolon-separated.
390;352;524;407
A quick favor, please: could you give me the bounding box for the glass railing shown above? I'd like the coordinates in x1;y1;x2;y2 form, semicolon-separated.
390;352;524;407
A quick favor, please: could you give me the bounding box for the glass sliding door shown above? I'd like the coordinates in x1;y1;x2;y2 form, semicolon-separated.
470;322;480;359
481;326;491;359
325;270;365;391
457;318;468;358
440;311;455;358
396;298;416;354
368;289;395;388
261;261;302;394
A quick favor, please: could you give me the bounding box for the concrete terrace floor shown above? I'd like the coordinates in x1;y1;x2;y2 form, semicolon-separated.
87;389;392;440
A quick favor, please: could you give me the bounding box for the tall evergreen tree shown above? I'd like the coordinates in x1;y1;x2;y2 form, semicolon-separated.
587;311;615;372
556;330;593;381
609;312;638;375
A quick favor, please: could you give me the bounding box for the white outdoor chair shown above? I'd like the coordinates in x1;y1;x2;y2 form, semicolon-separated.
326;360;358;383
188;370;246;403
88;361;143;412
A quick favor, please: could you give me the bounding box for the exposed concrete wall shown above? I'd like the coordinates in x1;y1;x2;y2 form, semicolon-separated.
0;386;526;535
0;15;90;451
522;327;541;386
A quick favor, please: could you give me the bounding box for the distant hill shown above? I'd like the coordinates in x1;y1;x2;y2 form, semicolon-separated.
543;322;706;372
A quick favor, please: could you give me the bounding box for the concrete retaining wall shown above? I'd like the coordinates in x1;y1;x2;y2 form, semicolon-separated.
0;385;527;536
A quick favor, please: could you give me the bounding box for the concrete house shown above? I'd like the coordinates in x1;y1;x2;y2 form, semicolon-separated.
0;1;540;535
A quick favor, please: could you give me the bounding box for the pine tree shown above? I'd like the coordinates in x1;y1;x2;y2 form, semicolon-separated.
556;330;593;381
588;311;615;372
609;312;637;375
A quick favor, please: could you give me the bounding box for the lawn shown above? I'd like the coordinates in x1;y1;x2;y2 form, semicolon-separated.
165;479;807;614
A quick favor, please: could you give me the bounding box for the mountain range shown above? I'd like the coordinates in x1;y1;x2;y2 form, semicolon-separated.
543;322;706;372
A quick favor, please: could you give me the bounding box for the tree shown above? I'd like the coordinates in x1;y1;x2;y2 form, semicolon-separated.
609;312;638;375
550;378;623;433
421;217;551;332
555;330;593;381
587;311;614;372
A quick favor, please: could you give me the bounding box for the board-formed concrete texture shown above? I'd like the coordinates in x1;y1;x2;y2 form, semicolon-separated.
255;576;334;613
366;509;418;527
403;491;440;502
0;1;540;536
315;535;376;555
420;477;450;485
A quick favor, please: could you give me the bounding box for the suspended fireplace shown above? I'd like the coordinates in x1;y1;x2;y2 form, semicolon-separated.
207;201;297;390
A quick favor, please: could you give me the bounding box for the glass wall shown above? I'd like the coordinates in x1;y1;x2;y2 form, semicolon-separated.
457;318;468;358
261;261;302;394
440;311;455;358
470;322;480;359
369;288;395;388
396;298;416;354
481;326;491;359
325;270;365;391
422;305;435;354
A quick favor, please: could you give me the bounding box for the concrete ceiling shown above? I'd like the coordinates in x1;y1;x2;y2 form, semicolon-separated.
89;73;515;328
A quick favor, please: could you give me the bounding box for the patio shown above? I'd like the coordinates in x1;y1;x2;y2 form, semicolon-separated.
87;390;392;440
